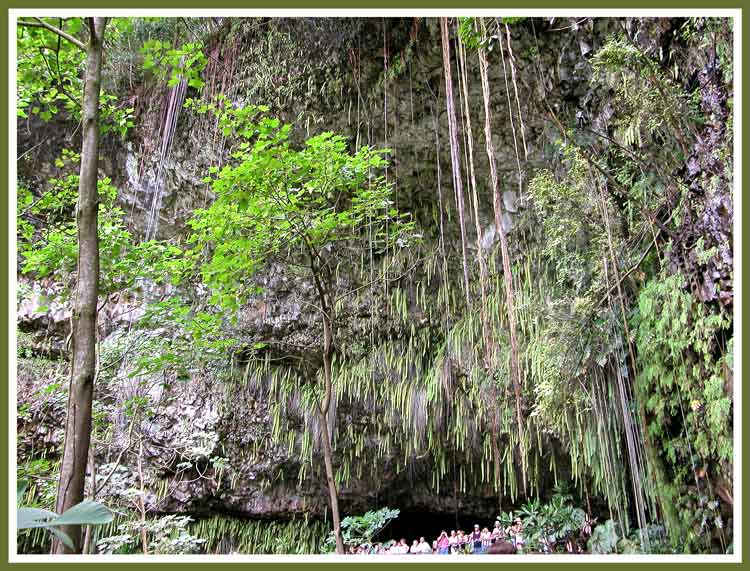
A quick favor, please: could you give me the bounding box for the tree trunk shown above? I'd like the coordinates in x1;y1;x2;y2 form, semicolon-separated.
52;17;106;555
318;405;344;554
477;23;527;493
318;311;344;554
308;257;344;554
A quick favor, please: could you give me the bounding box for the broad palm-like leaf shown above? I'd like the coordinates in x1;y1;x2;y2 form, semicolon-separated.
53;501;113;525
17;500;113;552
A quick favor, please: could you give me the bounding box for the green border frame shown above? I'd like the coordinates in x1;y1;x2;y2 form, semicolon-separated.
0;2;746;569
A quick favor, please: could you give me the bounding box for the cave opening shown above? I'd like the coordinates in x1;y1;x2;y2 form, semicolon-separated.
372;510;496;545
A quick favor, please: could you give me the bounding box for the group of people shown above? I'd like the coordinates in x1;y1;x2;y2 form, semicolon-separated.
435;520;524;554
347;518;525;555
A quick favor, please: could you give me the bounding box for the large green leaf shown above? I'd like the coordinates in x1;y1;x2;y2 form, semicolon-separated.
53;501;113;526
17;507;57;529
17;501;111;551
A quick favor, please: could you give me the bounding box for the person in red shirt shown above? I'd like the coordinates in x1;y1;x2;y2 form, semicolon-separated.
437;531;450;554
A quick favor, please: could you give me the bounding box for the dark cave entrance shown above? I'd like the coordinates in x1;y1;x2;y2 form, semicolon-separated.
373;510;495;545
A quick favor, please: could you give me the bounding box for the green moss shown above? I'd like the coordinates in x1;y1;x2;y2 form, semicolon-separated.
632;272;732;550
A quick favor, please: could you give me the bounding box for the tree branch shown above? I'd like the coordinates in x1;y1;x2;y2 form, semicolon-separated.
37;46;81;110
17;18;86;51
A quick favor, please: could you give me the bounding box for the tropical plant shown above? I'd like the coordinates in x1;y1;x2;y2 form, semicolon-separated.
323;507;400;552
17;480;113;552
534;495;587;552
97;515;206;555
587;519;621;554
618;524;670;554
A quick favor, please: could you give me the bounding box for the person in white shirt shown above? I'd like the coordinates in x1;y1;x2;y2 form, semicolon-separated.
448;530;458;553
393;538;409;554
481;527;492;551
417;537;433;554
491;523;503;544
409;540;420;554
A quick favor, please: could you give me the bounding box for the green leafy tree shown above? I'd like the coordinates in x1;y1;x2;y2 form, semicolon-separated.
185;97;415;553
16;17;134;136
140;38;207;89
19;151;184;298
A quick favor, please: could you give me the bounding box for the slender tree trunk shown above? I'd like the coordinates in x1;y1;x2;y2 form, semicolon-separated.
318;404;344;554
318;312;344;554
82;310;102;554
309;258;344;554
477;22;527;493
439;17;472;308
52;17;106;554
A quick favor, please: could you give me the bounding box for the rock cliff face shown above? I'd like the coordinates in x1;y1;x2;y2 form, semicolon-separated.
17;16;727;531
